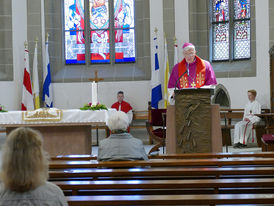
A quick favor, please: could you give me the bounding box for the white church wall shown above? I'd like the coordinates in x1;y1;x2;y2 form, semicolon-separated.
174;0;189;61
2;0;270;111
0;0;27;111
52;81;151;111
217;0;270;109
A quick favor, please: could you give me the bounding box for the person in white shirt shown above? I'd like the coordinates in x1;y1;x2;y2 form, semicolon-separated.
233;90;261;148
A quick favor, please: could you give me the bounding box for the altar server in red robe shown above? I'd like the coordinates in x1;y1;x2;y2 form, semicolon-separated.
111;91;133;123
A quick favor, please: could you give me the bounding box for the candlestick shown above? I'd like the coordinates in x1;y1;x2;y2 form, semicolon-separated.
92;81;98;105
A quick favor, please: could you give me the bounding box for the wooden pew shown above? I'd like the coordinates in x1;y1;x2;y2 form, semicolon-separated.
130;110;148;129
66;194;274;205
52;155;97;161
49;158;274;169
150;152;274;159
55;178;274;195
220;109;245;146
52;152;274;205
51;152;274;161
52;154;274;205
49;167;274;180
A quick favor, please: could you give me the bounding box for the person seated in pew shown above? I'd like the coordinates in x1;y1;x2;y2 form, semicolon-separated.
98;111;148;161
0;127;68;206
233;90;261;148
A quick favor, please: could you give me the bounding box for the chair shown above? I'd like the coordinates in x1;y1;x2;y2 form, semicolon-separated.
146;102;166;154
261;125;274;151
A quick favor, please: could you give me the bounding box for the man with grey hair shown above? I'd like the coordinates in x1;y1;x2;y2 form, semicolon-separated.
168;43;217;99
98;111;148;161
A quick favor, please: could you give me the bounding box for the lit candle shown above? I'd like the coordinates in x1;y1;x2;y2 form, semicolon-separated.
92;81;98;106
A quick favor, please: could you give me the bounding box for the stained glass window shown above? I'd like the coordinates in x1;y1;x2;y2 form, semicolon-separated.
211;0;251;61
212;0;229;61
64;0;136;65
64;0;86;64
234;21;250;59
90;30;110;63
213;0;229;22
90;0;110;63
234;0;250;19
233;0;250;59
114;0;135;63
213;23;229;60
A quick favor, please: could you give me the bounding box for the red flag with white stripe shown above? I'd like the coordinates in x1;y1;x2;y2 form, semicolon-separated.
21;44;34;111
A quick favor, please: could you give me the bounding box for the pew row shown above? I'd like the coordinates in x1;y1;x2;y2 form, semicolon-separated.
66;194;274;205
51;152;274;161
49;167;274;180
49;158;274;169
55;178;274;196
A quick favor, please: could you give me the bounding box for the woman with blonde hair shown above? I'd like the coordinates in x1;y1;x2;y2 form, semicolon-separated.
0;127;68;206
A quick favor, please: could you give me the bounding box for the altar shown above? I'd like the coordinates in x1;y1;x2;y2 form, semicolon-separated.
0;109;116;156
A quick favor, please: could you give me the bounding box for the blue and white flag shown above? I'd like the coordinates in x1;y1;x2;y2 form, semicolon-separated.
151;36;162;109
43;40;53;108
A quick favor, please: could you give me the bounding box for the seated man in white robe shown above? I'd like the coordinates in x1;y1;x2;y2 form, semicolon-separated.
233;90;261;148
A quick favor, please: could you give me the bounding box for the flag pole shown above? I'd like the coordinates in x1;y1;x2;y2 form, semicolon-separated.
154;27;158;35
24;40;28;49
35;37;38;49
151;27;162;109
43;32;53;108
173;36;177;43
41;0;46;75
33;37;40;109
164;34;170;108
46;32;49;42
173;36;178;65
22;40;34;110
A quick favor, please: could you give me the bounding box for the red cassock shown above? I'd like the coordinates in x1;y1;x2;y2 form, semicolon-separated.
111;101;132;113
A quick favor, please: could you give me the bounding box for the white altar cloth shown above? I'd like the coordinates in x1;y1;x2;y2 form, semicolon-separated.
0;109;116;125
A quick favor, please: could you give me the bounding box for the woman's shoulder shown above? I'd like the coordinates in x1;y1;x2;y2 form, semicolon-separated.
33;182;68;205
0;182;68;206
38;181;64;195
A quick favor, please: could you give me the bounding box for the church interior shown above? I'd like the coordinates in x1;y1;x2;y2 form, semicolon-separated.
1;0;274;205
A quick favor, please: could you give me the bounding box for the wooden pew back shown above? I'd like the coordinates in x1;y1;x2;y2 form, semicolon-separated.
66;194;274;205
51;152;274;161
50;158;274;169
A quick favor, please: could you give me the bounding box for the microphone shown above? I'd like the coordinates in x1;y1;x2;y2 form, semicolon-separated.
174;70;188;91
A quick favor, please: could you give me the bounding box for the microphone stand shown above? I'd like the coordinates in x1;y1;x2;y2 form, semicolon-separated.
174;70;188;91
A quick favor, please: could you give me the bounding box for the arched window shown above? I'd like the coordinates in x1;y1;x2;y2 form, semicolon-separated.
211;0;251;61
64;0;136;64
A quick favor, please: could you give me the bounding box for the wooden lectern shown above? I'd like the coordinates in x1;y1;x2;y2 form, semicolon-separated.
166;88;222;154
